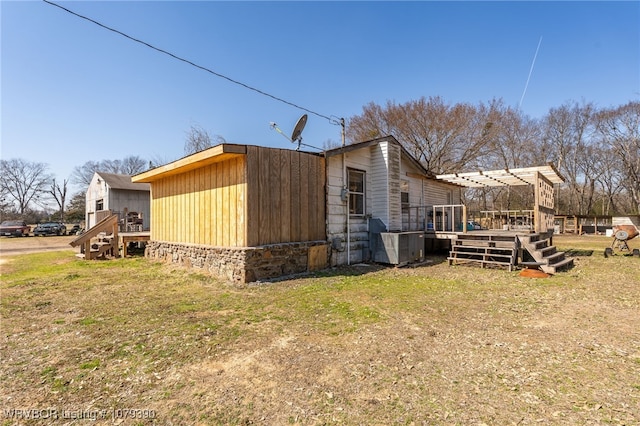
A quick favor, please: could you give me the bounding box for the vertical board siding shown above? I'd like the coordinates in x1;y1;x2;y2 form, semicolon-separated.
258;148;271;245
149;147;324;248
203;166;210;244
269;149;282;245
236;157;246;247
245;146;260;247
299;153;310;242
290;151;302;242
150;157;247;247
215;163;223;245
222;160;230;247
245;147;325;246
279;150;292;242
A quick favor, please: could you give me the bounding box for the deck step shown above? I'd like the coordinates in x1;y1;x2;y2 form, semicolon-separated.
448;235;518;271
448;231;575;274
542;257;574;274
518;234;574;274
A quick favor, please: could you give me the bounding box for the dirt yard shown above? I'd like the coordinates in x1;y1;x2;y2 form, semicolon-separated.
0;235;76;257
1;234;639;425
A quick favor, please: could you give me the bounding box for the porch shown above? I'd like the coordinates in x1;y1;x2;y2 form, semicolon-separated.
375;165;575;273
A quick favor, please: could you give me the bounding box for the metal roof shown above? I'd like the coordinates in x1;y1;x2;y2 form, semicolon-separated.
435;164;564;188
97;172;150;191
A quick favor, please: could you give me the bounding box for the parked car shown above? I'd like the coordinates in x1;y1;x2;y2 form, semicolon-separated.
467;221;483;231
67;224;83;235
0;220;31;237
33;222;66;236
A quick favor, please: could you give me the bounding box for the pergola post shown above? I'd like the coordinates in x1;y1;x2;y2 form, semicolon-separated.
534;171;555;234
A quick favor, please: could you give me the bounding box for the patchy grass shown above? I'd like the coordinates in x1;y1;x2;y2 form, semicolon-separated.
1;235;639;425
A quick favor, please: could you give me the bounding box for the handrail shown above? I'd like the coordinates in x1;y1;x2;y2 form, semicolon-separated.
402;204;467;233
69;214;118;248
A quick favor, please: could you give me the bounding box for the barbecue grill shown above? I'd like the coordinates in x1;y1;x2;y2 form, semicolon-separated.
604;225;640;258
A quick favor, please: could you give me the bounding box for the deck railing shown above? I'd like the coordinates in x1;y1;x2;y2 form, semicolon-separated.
479;209;534;231
402;204;467;233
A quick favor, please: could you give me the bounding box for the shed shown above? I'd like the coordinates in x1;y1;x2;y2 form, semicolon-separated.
132;144;327;283
86;172;150;231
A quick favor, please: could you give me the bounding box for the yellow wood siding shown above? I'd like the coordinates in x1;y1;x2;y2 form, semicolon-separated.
148;146;325;248
150;156;247;247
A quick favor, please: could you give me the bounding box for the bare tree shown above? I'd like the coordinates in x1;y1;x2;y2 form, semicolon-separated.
596;101;640;214
71;156;149;188
120;156;148;175
347;96;497;174
541;101;597;214
71;160;101;188
347;96;635;216
0;158;52;215
49;178;69;223
595;154;624;215
184;125;226;155
486;106;540;169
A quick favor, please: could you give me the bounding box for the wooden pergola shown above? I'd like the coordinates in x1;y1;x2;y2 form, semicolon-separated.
436;165;565;234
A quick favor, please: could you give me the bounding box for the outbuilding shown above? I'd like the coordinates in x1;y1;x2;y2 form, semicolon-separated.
132;144;327;283
86;172;150;231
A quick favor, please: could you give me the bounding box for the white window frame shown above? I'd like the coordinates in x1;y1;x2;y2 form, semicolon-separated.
348;168;366;217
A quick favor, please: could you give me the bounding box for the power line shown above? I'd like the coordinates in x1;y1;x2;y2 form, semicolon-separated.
42;0;335;122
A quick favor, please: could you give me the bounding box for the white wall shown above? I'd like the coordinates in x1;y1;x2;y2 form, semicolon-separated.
109;190;151;231
85;174;108;229
326;148;372;266
326;140;463;266
85;173;151;230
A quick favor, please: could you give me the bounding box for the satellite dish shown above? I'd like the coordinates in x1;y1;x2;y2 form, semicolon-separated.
290;114;307;143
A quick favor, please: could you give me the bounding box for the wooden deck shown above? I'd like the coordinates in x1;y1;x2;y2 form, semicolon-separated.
70;216;150;260
441;230;574;274
120;231;151;257
425;229;540;240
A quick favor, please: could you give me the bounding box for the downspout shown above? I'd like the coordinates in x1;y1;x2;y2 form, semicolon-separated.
340;119;350;265
343;152;350;265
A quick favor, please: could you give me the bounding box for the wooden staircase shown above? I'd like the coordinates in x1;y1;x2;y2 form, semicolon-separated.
448;232;574;274
517;232;574;274
448;234;519;271
69;214;119;260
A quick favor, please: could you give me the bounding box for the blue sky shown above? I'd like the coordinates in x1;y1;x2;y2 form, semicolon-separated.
2;1;639;194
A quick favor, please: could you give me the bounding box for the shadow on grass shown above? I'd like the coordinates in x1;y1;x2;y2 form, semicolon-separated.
564;249;595;257
250;252;451;286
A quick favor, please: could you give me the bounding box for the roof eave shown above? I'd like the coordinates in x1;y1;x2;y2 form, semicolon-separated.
132;144;247;183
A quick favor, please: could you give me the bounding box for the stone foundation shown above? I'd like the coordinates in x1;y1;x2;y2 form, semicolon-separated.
145;240;328;284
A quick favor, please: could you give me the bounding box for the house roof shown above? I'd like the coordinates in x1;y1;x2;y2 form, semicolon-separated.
435;164;565;188
132;144;248;182
96;172;150;191
324;136;434;178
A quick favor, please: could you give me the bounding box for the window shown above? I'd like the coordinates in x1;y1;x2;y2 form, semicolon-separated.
401;180;410;207
348;169;365;216
96;199;104;211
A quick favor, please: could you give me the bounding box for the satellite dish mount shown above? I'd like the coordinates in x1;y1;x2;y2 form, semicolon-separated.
270;114;308;151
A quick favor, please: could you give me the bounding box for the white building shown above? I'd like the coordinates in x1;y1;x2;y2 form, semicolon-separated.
85;172;151;231
324;136;462;266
